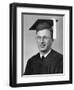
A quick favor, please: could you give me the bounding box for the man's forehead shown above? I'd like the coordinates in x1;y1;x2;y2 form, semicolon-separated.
36;29;51;36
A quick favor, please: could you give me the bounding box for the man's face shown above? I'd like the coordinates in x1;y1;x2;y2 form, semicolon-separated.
36;29;53;53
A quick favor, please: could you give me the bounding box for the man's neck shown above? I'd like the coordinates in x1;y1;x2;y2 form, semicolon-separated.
40;49;52;58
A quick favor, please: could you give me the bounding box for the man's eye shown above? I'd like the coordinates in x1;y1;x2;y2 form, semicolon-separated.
37;36;51;40
44;37;50;40
37;36;41;39
44;37;47;39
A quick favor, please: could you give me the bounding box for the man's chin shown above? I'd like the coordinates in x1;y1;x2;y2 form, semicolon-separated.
40;48;47;52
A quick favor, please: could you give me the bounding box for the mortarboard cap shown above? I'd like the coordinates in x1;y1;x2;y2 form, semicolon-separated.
29;19;53;31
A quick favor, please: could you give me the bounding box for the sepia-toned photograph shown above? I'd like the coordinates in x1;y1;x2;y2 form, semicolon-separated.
10;3;72;87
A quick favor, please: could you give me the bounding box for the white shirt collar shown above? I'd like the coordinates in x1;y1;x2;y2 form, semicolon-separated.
40;49;52;58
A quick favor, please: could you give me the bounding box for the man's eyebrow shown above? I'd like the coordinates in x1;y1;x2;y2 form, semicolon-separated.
37;35;50;37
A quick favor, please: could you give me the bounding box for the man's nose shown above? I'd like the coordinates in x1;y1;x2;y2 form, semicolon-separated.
40;37;44;42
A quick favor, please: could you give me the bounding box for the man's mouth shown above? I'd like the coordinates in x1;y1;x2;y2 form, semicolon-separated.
40;44;46;48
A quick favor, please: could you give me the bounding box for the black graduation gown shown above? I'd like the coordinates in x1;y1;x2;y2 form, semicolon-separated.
24;49;63;75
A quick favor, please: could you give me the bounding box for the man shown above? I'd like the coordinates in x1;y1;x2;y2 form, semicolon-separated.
24;19;63;75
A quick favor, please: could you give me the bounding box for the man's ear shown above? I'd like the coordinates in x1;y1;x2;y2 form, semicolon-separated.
35;34;37;40
52;39;54;42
